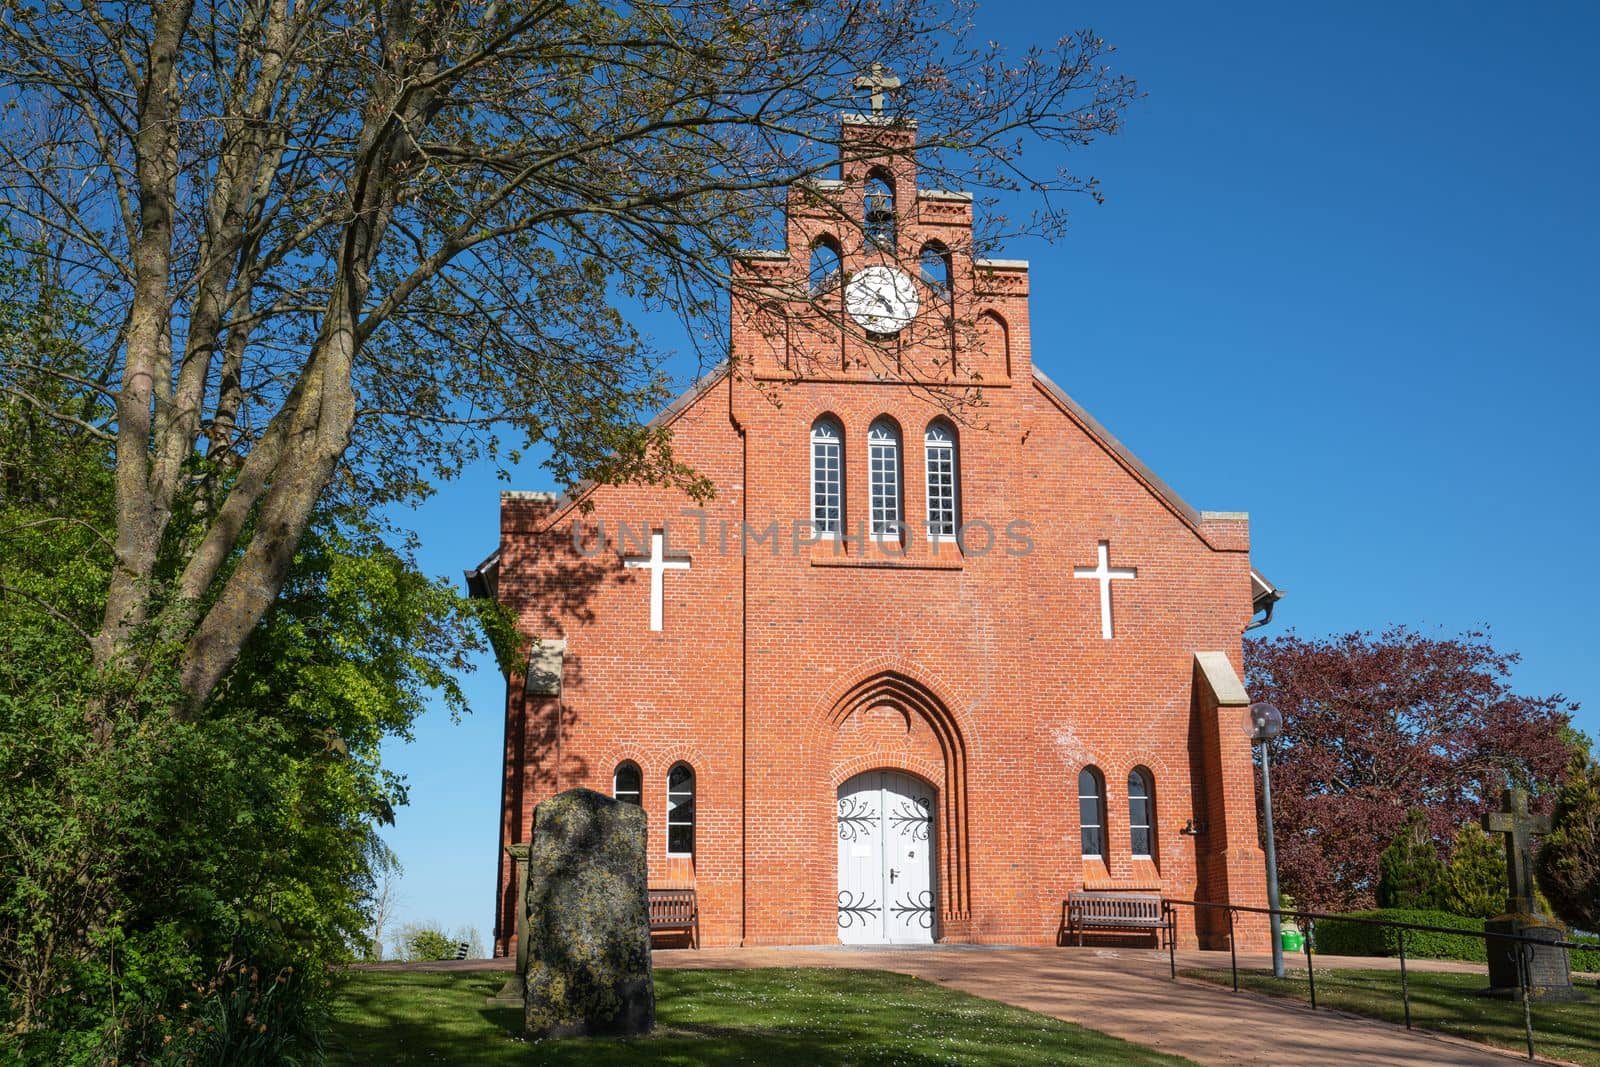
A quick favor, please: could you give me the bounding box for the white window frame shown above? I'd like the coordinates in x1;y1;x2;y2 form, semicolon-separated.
924;421;958;539
811;418;843;536
868;418;901;535
666;762;695;857
613;761;642;806
1128;768;1155;860
1079;767;1106;860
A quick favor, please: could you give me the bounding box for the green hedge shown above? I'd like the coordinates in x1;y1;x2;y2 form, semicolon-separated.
1311;909;1600;972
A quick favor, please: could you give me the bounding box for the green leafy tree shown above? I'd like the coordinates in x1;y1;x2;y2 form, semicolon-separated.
1376;810;1448;910
0;236;516;1060
1537;752;1600;932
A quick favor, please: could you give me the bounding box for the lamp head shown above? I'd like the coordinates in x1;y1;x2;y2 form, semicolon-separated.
1246;702;1283;742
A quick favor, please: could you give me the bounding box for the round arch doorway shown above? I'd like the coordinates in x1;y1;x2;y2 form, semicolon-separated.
836;770;937;944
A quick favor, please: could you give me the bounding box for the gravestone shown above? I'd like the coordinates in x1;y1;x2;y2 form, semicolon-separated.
522;787;655;1037
1480;787;1582;1001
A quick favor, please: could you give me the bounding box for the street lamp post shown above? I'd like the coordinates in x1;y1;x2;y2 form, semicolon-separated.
1247;701;1285;979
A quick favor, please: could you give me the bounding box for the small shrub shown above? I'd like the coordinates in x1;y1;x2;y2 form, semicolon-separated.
398;925;460;962
1376;811;1448;910
1441;823;1508;919
153;962;328;1067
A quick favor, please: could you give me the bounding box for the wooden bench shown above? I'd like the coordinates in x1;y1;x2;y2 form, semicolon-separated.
1061;891;1173;948
648;888;699;947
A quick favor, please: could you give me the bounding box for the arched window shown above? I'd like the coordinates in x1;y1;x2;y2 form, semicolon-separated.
666;762;695;856
811;416;843;535
808;237;842;296
1128;768;1155;859
867;417;901;535
924;420;958;538
864;172;895;249
919;241;952;298
613;761;642;806
1078;767;1106;859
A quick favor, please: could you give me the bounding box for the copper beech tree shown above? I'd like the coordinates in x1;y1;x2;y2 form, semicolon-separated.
1244;627;1577;913
0;0;1136;713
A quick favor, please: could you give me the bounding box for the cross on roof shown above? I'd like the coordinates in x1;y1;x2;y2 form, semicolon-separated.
1482;786;1552;916
854;62;902;117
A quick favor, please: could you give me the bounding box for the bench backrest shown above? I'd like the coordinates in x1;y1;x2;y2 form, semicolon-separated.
1067;892;1163;919
648;889;697;925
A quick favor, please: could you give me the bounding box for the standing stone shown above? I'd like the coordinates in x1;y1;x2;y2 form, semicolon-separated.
523;788;655;1037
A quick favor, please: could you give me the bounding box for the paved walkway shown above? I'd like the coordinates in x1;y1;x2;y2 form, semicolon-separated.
364;946;1572;1066
651;945;1540;1067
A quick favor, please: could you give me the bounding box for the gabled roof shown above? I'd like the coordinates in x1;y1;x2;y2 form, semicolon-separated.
1034;367;1227;530
1034;367;1278;601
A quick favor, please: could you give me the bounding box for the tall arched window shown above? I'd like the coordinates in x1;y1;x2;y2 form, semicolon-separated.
867;417;901;535
864;172;895;249
924;420;958;538
613;761;642;806
1128;768;1155;859
809;237;842;296
919;241;952;298
811;416;843;535
1078;767;1107;859
667;762;696;856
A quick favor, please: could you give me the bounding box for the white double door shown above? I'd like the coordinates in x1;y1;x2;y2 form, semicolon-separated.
836;770;936;944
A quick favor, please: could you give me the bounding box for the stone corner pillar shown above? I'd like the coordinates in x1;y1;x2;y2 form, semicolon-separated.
486;843;532;1007
1191;651;1270;951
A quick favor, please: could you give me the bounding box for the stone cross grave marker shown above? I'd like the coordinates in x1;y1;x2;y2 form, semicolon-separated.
1479;785;1581;1001
1482;786;1551;916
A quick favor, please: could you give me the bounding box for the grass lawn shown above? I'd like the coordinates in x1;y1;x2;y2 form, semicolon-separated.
1184;967;1600;1066
328;967;1198;1066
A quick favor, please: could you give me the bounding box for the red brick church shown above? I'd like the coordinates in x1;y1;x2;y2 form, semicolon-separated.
467;105;1282;953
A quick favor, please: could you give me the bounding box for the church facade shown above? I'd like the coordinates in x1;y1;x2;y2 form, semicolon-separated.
468;111;1280;953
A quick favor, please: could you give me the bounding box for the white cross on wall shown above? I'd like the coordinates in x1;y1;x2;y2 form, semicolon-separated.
1073;540;1137;640
623;531;691;632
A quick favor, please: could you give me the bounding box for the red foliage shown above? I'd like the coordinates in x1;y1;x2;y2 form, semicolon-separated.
1244;627;1575;912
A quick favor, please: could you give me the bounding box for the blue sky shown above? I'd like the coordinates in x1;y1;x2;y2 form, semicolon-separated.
378;2;1600;945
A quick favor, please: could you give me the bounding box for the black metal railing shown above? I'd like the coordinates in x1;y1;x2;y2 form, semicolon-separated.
1160;898;1595;1061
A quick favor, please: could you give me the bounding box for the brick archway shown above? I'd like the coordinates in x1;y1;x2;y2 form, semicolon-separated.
812;670;973;928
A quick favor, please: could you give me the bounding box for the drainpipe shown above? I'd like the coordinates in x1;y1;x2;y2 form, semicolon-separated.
1245;588;1284;631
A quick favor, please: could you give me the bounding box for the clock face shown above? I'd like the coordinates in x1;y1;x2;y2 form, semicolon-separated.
844;266;920;335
